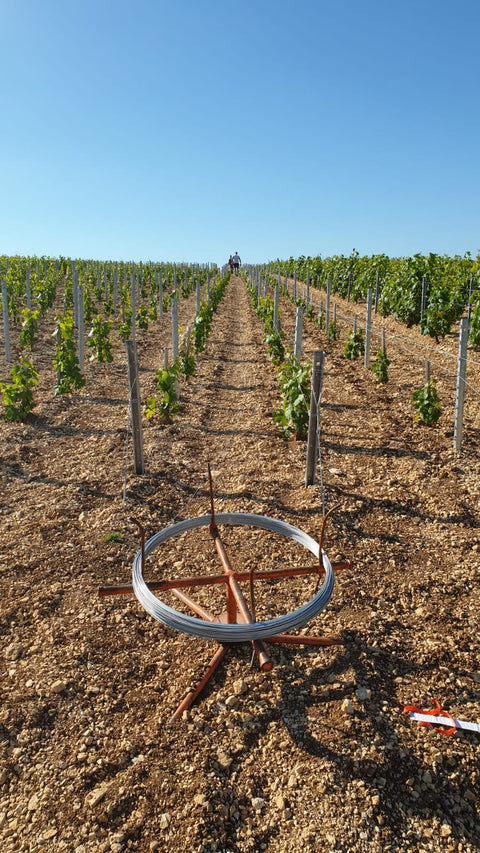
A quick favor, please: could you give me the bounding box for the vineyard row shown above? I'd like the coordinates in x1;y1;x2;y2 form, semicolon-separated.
0;256;223;421
260;251;480;347
245;267;479;454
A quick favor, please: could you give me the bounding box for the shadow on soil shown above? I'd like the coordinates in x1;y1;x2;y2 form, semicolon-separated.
242;635;477;848
165;632;478;851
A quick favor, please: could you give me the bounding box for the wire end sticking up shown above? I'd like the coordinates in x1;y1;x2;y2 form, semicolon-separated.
314;504;341;592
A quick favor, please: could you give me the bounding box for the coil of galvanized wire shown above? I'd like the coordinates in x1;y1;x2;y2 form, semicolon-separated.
132;513;334;642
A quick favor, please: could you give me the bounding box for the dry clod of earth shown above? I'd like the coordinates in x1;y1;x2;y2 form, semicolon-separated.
1;272;479;853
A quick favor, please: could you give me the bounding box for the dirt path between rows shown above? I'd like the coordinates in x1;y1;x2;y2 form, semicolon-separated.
1;272;479;853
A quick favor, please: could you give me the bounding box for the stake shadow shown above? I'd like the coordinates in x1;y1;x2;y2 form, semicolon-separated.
216;631;479;848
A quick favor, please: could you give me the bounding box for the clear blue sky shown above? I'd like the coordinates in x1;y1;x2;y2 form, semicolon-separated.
1;0;479;265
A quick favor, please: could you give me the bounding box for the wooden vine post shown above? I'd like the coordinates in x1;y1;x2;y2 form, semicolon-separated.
453;318;469;452
374;270;380;313
113;264;118;313
55;324;62;387
273;284;279;333
77;284;85;371
420;277;428;327
1;280;11;363
126;341;144;475
171;293;180;397
347;272;352;302
324;279;331;335
130;273;136;341
294;307;304;360
305;351;325;486
171;293;179;360
158;267;163;317
364;288;373;368
26;268;32;310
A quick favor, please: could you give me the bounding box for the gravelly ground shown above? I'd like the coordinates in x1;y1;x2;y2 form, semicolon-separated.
1;271;479;853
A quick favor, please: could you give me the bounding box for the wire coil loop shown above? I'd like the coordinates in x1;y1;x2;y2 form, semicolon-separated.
132;512;334;642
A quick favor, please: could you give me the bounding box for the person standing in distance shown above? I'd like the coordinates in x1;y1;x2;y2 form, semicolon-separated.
232;252;241;274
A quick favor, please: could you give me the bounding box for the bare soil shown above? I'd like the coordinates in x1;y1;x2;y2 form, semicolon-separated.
1;272;479;853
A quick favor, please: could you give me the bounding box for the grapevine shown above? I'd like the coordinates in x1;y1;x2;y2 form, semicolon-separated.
0;358;39;421
412;380;442;426
87;316;113;363
53;313;86;395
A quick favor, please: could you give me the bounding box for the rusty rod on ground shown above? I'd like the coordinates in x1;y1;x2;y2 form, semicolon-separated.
169;645;228;723
98;561;351;598
266;633;343;646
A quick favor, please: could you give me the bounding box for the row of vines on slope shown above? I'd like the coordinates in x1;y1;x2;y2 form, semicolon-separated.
145;271;230;422
243;273;312;440
259;270;452;429
0;256;218;420
268;250;480;346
